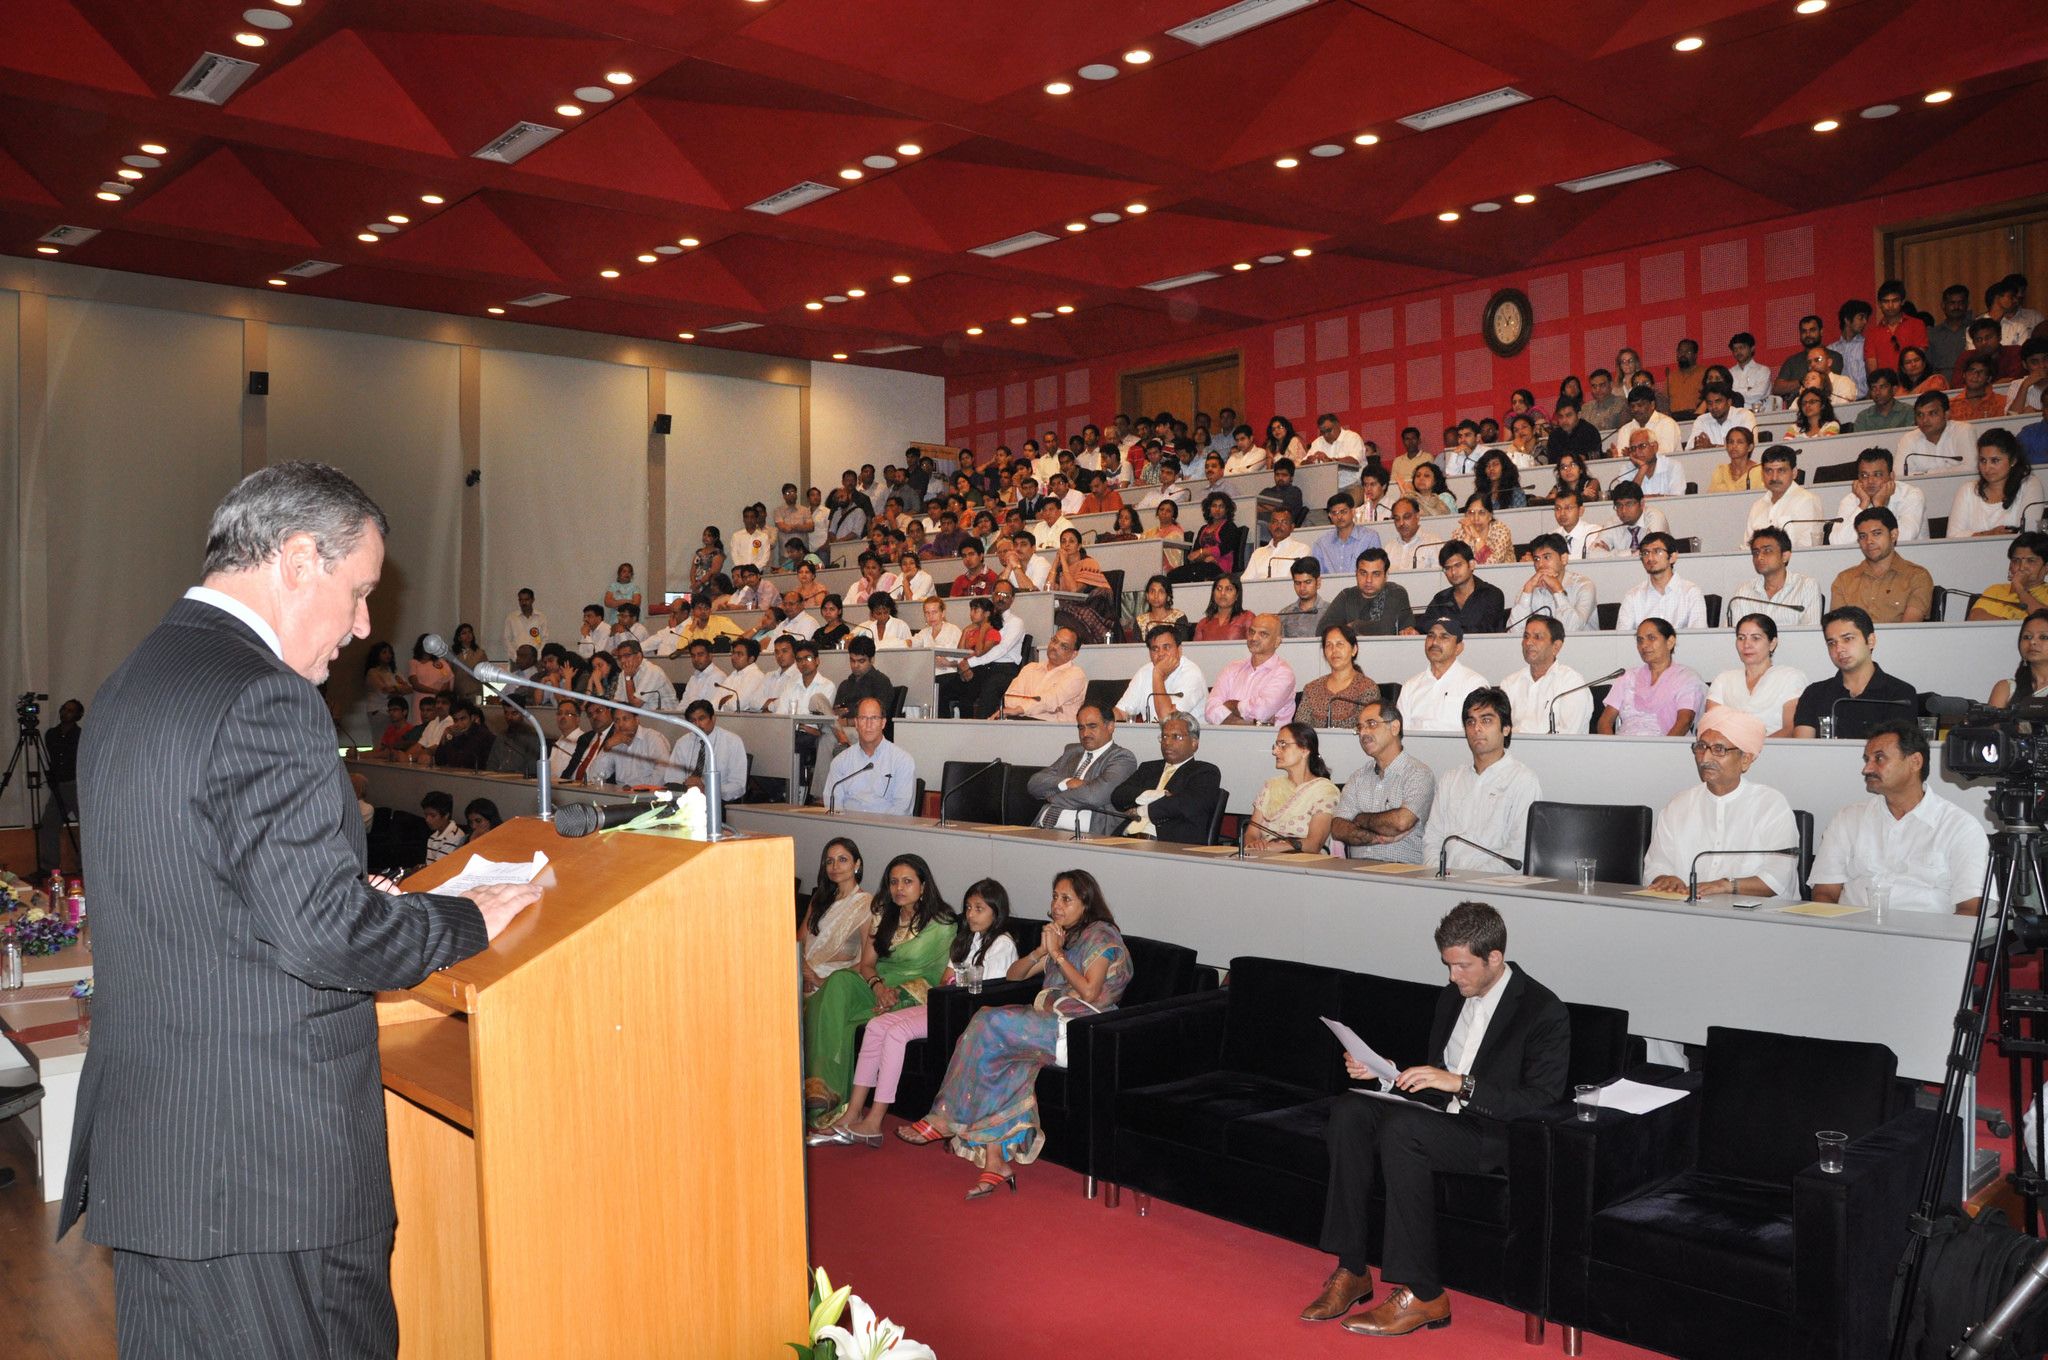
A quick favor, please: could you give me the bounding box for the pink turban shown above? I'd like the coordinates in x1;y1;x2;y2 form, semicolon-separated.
1699;704;1766;758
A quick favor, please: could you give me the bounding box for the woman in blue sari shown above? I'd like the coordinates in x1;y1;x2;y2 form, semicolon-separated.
896;870;1133;1199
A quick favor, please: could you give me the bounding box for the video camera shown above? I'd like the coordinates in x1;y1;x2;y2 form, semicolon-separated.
1939;694;2048;828
15;691;47;725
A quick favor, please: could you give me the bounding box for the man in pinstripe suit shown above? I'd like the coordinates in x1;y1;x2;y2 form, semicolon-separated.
61;462;539;1358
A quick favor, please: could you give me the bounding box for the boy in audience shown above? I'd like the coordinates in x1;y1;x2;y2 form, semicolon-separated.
1951;354;2010;420
1615;533;1708;631
1425;541;1507;634
1689;382;1755;448
1511;534;1596;633
1278;559;1325;638
431;701;494;770
1857;369;1915;431
1421;687;1540;872
1590;482;1669;555
375;696;411;754
1319;548;1413;637
575;603;611;658
1549;489;1608;560
1727;333;1773;410
1896;391;1978;475
421;790;466;863
1834;447;1925;543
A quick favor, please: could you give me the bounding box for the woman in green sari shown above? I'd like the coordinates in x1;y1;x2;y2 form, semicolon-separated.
802;853;955;1128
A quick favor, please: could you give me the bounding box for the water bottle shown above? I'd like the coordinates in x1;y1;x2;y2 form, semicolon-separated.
2;933;21;990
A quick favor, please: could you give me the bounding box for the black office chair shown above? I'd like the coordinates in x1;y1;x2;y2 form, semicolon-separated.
1524;801;1654;885
1000;762;1047;826
1084;678;1125;716
1813;460;1859;484
1596;602;1621;631
888;685;908;719
911;778;926;817
1793;808;1815;897
1930;515;1948;537
1203;791;1229;846
1376;680;1401;713
1102;569;1126;634
1588;684;1613;728
938;758;1005;824
1705;593;1723;628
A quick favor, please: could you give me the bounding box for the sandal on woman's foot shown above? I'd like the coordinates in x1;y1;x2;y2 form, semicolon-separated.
894;1120;945;1146
965;1170;1016;1201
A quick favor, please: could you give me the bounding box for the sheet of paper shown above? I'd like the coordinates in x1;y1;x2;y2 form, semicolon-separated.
1627;887;1692;901
1355;861;1430;875
1474;873;1556;887
1181;844;1243;856
435;851;549;896
1321;1017;1400;1084
1346;1087;1443;1112
1264;851;1338;864
1773;900;1867;918
1584;1078;1691;1115
1081;836;1153;847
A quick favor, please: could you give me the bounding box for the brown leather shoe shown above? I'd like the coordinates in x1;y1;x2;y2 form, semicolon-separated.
1339;1287;1451;1336
1299;1267;1373;1322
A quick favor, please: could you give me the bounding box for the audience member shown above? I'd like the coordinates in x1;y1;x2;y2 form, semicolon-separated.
912;597;962;649
1318;548;1412;637
1812;720;1987;914
677;700;746;806
1193;574;1253;642
1397;618;1489;734
1690;382;1756;449
1027;706;1137;834
1990;609;2048;706
1408;463;1453;518
1454;495;1516;564
406;632;454;721
431;700;494;770
773;640;839;718
1423;689;1540;871
1329;701;1435;863
1616;532;1709;631
1744;447;1827;548
1549;490;1608;560
1114;625;1208;722
853;595;914;649
1383;498;1446;572
1131;574;1187;638
1425;541;1508;634
503;587;548;659
1970;533;2048;620
1793;606;1921;738
1111;712;1223;843
1831;508;1933;623
602;562;642;621
1598;619;1705;737
950;541;999;597
1499;616;1593;735
1952;354;2010;420
1706;426;1765;492
1205;614;1297;726
987;624;1083;722
1728;526;1823;627
1298;622;1381;728
1951;428;2044;537
2008;339;2048;415
822;696;916;814
1511;533;1596;632
721;637;773;711
1727;333;1773;410
1641;705;1798;898
1616;385;1682;463
812;595;852;648
938;592;1025;719
1897;392;1977;475
1548;401;1603;463
1244;722;1341;853
584;705;679;786
613;638;674;712
1278;559;1326;639
1706;612;1808;737
421;790;465;863
1834;446;1926;543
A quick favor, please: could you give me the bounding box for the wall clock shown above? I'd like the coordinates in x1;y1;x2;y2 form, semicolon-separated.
1483;288;1533;358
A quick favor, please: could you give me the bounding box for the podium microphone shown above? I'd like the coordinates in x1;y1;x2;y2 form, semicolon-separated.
554;800;660;838
1687;846;1799;903
1436;835;1522;879
824;761;873;811
426;634;551;821
475;665;721;839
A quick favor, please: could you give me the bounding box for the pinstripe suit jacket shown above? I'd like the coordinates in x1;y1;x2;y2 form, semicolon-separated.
60;599;489;1258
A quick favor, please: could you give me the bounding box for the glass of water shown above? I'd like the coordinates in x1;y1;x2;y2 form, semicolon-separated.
965;962;983;994
1575;857;1598;893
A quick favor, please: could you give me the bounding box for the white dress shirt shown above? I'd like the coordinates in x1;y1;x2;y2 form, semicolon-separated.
1628;453;1687;495
913;621;963;650
852;616;914;648
1559;520;1609;560
675;722;747;803
971;612;1027;669
1499;662;1593;735
1223;447;1269;476
502;608;549;659
184;587;283;660
1423;755;1541;872
1812;791;1990;914
1690;407;1756;447
1030;518;1075;550
1244;536;1311;580
677;663;726;711
774;672;838;715
1513;573;1597;633
1833;482;1927;544
1396;659;1490;733
575;624;612;658
728;529;772;569
1384;531;1445;573
724;662;772;711
588;727;682;787
1616;412;1683;457
1745;485;1828;548
1643;779;1799;898
1444;963;1516;1113
626;661;678;711
1587;508;1670;556
1896;419;1977;476
1307;428;1367;485
1616;573;1709;631
1114;657;1209;722
1726;573;1822;627
1138;482;1190;509
1729;360;1774;411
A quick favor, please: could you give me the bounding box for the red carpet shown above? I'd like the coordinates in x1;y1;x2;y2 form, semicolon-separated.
806;1121;1665;1359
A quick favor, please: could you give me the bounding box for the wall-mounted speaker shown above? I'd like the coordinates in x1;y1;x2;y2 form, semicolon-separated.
247;371;269;396
652;413;672;435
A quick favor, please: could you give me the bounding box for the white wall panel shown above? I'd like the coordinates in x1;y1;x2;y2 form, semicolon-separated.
663;371;801;582
480;350;646;637
808;362;943;489
268;325;463;665
44;299;240;709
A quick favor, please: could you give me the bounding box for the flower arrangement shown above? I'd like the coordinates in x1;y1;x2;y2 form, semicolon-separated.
789;1267;934;1360
10;905;77;956
71;978;93;1000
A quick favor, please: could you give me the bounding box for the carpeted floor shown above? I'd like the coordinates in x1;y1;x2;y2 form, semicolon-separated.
805;1121;1665;1359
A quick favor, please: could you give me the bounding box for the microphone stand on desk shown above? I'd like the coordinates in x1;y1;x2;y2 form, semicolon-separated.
1436;835;1522;879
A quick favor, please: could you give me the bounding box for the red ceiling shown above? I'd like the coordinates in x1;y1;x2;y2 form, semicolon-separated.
1;0;2044;377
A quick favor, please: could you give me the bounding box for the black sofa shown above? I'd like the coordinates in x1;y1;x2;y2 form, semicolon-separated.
1095;955;1629;1322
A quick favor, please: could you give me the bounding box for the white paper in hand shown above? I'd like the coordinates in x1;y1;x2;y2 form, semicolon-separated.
435;851;550;896
1321;1017;1400;1085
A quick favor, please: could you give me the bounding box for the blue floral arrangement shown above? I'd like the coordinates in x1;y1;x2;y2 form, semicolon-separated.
11;909;78;956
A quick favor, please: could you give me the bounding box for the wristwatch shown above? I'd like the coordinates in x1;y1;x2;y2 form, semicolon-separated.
1458;1073;1476;1103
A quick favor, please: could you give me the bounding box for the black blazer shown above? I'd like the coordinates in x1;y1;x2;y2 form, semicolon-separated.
1419;966;1571;1125
62;599;489;1258
1110;759;1222;844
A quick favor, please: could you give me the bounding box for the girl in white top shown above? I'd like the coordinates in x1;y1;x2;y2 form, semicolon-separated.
820;879;1021;1147
800;837;874;994
1705;611;1808;737
1949;429;2045;538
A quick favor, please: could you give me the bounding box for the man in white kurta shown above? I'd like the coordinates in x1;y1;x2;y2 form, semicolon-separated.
1811;721;1988;915
1643;706;1799;899
1114;626;1208;722
1396;618;1489;734
1421;686;1541;873
1498;617;1594;736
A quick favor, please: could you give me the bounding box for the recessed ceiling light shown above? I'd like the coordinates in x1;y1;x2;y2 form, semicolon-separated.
1437;210;1460;222
366;222;397;233
1065;221;1087;232
636;253;657;263
488;306;506;314
831;353;848;360
600;268;620;277
244;8;292;29
574;86;616;104
1275;156;1299;169
838;168;863;180
556;103;583;117
1924;89;1953;103
1291;247;1312;257
1079;63;1119;80
606;71;634;85
1812;118;1839;132
891;273;911;284
1232;262;1252;271
824;294;848;303
654;244;682;254
679;236;700;247
677;331;694;340
1124;48;1152;64
1353;132;1379;146
1125;202;1147;214
1310;143;1344;157
1513;192;1537;204
387;213;409;224
1010;316;1028;325
1472;201;1502;212
356;231;378;241
847;288;866;297
234;32;265;47
805;301;824;310
896;143;922;156
862;154;898;170
1861;103;1899;119
267;277;287;286
274;0;303;6
138;144;168;156
117;168;144;180
1045;81;1073;95
36;245;59;254
1032;310;1055;319
1258;254;1284;264
1090;211;1121;224
421;193;444;204
1673;36;1704;51
966;326;983;335
1056;304;1074;313
124;155;161;168
1795;0;1827;12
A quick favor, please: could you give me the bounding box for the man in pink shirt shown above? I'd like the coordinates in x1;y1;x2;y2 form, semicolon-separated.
1204;613;1298;726
995;626;1087;721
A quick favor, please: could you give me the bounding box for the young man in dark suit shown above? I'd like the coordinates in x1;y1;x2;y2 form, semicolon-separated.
1109;711;1223;844
64;462;540;1357
1302;901;1570;1336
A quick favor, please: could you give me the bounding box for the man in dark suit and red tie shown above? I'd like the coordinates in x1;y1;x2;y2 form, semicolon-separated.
1300;900;1570;1337
62;462;540;1358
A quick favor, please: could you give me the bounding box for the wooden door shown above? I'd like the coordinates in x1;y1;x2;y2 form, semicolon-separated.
1887;201;2048;314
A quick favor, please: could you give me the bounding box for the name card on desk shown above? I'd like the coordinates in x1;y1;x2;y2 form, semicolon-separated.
1473;873;1556;887
1354;861;1430;875
1627;887;1692;901
1774;901;1868;919
1081;836;1154;847
1180;844;1242;856
1261;851;1341;865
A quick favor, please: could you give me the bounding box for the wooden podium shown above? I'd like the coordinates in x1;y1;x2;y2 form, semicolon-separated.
376;819;806;1358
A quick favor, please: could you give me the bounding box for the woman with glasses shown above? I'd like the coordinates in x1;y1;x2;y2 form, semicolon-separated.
1242;722;1341;853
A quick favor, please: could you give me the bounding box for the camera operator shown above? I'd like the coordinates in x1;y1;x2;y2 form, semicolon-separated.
37;697;82;870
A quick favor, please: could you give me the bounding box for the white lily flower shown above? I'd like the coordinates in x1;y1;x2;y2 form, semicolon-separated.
815;1292;937;1360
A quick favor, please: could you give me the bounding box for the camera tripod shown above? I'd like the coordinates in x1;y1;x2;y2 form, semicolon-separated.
1888;810;2048;1359
0;696;71;876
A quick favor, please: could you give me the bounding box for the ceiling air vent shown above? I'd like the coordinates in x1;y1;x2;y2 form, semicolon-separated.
746;182;840;216
1140;271;1222;291
1397;87;1530;132
37;225;100;246
507;292;570;308
969;231;1059;259
472;122;563;165
278;259;341;278
1557;160;1680;193
170;52;260;106
1167;0;1319;48
858;345;921;355
700;321;764;334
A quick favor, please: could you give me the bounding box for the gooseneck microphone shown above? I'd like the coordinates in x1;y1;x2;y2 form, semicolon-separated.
1236;818;1302;858
825;761;873;811
1436;835;1522;879
474;665;721;839
425;634;551;821
1687;846;1800;903
1547;668;1624;734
